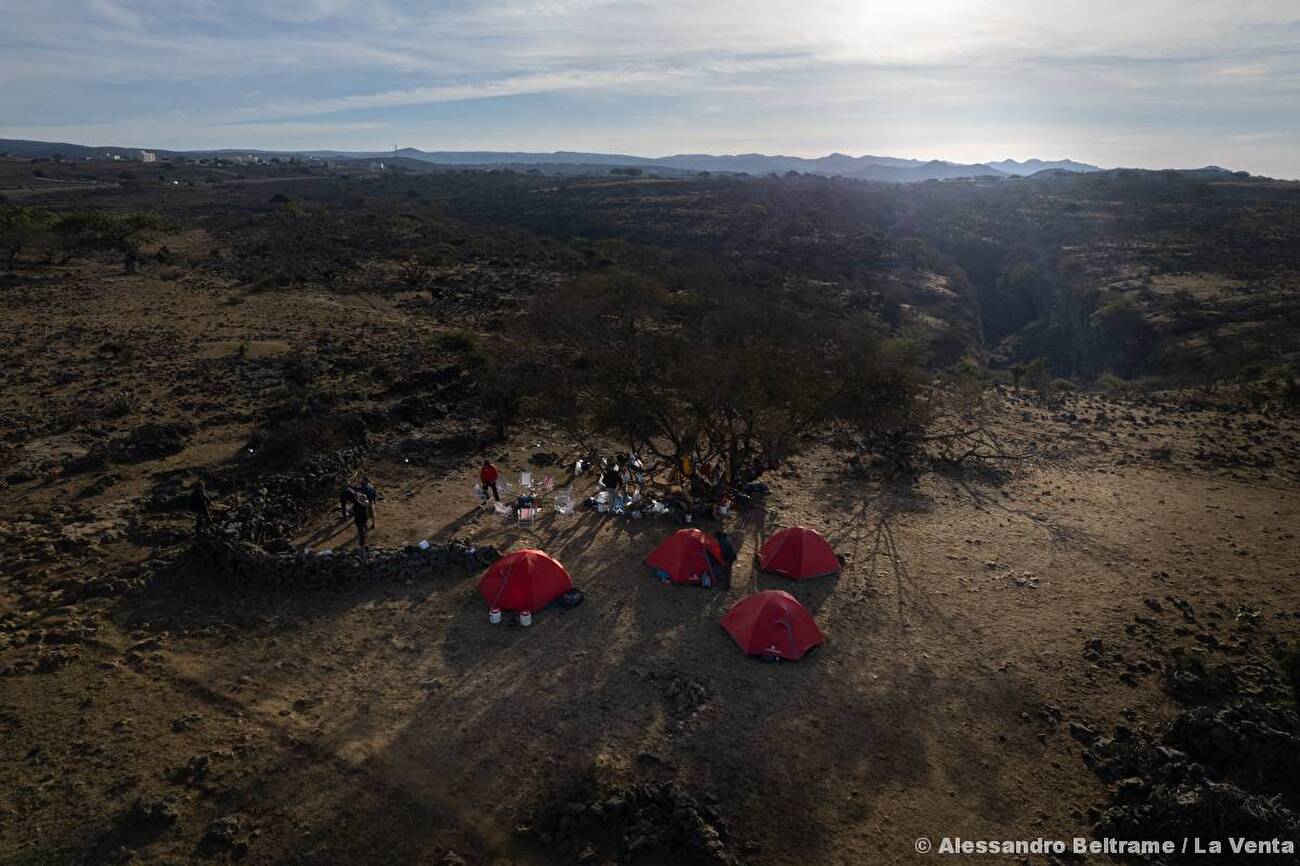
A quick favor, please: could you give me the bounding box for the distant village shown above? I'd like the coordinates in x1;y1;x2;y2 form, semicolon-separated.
114;151;383;170
2;147;386;172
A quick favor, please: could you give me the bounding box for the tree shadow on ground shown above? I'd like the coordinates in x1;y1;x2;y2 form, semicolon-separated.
808;473;947;631
944;472;1136;568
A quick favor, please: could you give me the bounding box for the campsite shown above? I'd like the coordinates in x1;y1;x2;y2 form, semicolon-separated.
2;156;1300;865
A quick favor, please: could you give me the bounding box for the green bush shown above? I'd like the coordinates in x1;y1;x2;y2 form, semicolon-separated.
1096;371;1132;396
438;329;479;354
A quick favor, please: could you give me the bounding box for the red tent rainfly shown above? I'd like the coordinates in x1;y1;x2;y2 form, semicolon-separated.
721;590;824;660
757;526;840;581
479;549;573;613
645;528;724;585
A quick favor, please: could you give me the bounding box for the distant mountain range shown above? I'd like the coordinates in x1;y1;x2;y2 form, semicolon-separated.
0;138;1106;182
311;148;1103;182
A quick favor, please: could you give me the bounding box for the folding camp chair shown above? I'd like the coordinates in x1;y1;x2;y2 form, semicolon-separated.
518;504;541;526
539;474;555;494
519;471;533;493
553;486;576;517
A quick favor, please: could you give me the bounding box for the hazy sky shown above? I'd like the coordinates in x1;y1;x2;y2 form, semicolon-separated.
2;1;1298;176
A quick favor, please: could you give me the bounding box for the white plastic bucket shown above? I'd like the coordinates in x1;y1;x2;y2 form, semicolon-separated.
489;608;502;625
519;610;533;627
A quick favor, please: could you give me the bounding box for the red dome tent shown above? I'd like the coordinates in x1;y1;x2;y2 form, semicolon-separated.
757;526;840;581
645;529;723;585
721;590;824;660
479;549;573;612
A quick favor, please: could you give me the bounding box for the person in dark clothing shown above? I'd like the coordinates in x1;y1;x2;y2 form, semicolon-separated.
479;461;500;501
358;476;378;528
713;530;738;589
353;493;370;548
339;485;357;521
188;481;212;533
601;461;622;497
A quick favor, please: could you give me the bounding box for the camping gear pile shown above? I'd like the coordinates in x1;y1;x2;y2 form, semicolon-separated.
475;453;770;529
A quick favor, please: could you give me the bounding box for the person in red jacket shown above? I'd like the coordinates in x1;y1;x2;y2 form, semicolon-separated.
480;460;500;501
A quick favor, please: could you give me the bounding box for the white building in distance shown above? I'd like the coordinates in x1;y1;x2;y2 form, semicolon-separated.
139;150;157;163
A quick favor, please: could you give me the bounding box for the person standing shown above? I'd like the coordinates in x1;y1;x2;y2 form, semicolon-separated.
480;460;500;501
713;530;738;590
188;480;212;533
339;484;357;521
358;476;379;528
601;460;623;502
353;493;370;549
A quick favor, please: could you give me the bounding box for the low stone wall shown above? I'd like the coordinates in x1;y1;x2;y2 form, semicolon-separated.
216;445;369;544
181;537;500;590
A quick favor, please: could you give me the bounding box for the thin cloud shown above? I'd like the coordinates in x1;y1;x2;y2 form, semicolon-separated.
0;0;1296;176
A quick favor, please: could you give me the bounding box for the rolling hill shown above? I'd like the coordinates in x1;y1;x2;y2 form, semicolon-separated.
0;138;1103;182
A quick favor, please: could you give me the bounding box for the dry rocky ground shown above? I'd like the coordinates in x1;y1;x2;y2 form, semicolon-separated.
3;253;1300;866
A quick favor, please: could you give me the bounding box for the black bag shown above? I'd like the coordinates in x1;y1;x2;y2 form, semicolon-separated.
558;589;585;609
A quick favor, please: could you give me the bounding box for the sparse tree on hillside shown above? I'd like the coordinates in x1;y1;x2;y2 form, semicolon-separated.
54;211;172;273
0;204;57;270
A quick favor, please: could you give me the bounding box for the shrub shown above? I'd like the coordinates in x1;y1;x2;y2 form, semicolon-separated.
0;204;57;269
54;210;172;272
438;329;478;354
1099;371;1150;399
1276;642;1300;703
1015;357;1051;392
